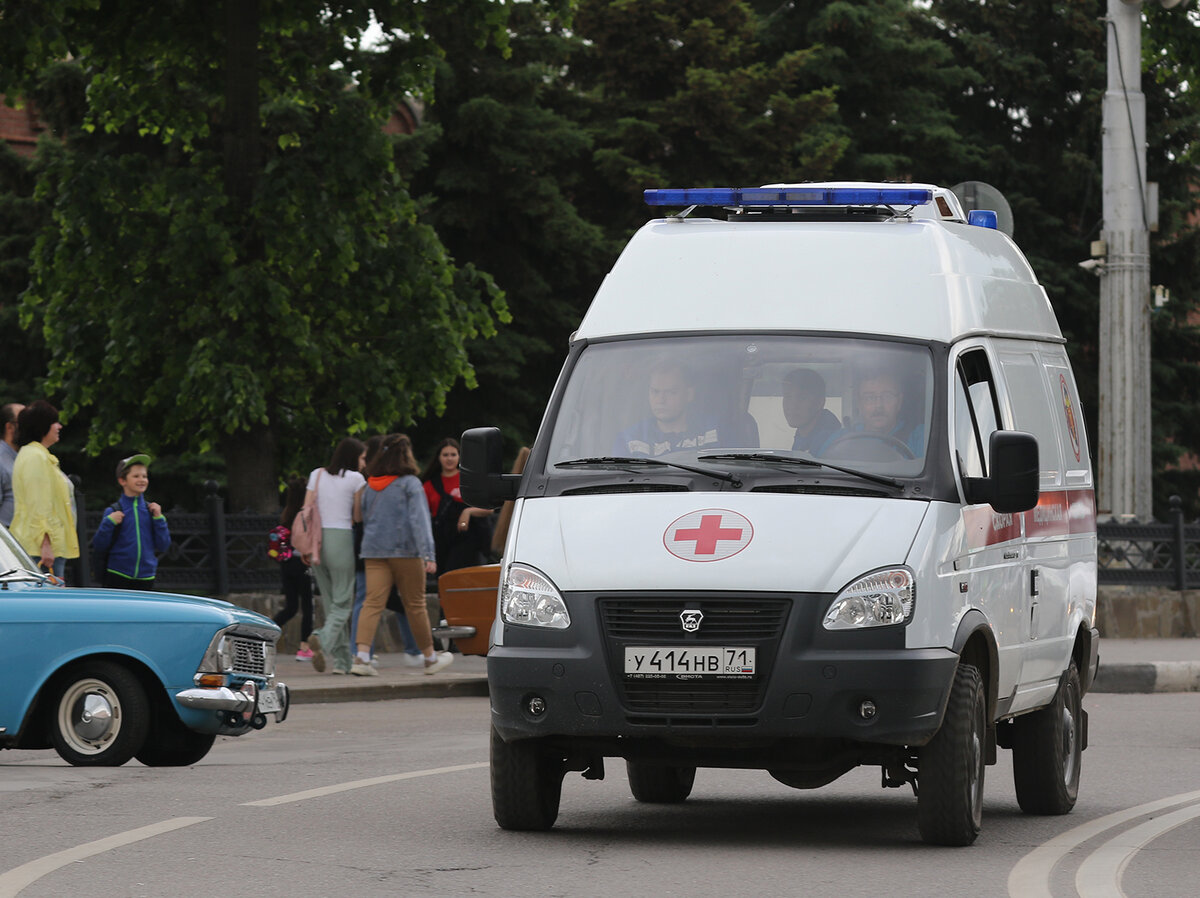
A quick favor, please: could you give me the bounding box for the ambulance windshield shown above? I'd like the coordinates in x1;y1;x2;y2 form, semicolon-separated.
545;336;934;477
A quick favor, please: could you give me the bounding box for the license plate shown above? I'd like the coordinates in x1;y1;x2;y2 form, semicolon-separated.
257;687;282;714
624;646;756;677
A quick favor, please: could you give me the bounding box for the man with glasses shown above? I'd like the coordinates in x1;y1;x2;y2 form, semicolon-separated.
853;369;924;457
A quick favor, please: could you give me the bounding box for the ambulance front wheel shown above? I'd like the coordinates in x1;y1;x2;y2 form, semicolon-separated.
490;726;564;831
1011;660;1082;815
626;761;696;803
916;663;985;846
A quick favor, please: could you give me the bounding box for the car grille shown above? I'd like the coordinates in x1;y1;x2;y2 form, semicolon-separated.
598;596;790;715
229;637;270;676
600;597;789;640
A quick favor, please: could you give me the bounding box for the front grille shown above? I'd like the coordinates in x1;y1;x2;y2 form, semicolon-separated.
599;596;790;716
600;597;789;640
229;637;269;676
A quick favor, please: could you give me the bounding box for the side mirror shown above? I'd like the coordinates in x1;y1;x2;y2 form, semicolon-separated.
964;430;1039;513
460;427;522;509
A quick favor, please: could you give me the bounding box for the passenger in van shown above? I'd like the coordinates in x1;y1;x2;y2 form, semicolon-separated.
613;361;721;457
848;368;924;456
781;368;842;455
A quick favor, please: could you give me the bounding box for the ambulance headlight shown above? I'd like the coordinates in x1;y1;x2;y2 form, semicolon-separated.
501;564;570;629
823;568;914;629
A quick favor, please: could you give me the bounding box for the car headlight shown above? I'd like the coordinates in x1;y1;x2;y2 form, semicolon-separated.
501;563;570;629
823;567;914;629
217;636;235;672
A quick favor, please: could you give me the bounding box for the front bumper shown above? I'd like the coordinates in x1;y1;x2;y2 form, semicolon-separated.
176;680;290;731
489;589;959;753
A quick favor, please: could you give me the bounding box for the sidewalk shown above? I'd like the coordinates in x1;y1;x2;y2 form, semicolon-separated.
279;639;1200;704
284;651;488;704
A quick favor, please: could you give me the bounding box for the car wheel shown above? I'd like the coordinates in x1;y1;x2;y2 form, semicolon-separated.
50;661;150;767
490;726;564;831
917;662;986;846
135;713;217;767
1011;659;1082;815
626;761;696;803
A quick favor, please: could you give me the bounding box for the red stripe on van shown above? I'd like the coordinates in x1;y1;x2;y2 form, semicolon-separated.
963;488;1095;550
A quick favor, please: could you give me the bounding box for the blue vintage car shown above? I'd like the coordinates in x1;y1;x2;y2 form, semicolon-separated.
0;523;288;766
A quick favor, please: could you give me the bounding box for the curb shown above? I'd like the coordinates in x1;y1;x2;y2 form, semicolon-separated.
1092;662;1200;694
288;676;489;705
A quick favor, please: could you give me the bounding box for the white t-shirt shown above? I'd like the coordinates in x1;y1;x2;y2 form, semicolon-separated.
307;468;365;530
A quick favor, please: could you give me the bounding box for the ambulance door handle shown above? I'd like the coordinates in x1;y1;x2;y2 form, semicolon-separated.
1003;550;1019;560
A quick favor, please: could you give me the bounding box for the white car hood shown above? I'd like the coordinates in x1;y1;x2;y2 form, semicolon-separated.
511;492;931;593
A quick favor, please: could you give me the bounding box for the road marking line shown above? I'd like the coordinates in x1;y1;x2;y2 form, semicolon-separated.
241;761;488;806
1074;802;1200;898
1007;789;1200;898
0;817;211;898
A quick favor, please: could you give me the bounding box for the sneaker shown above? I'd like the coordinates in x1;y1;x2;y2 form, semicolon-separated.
331;668;348;675
349;660;379;677
308;633;326;673
423;652;454;675
370;655;380;668
295;648;314;662
403;653;424;668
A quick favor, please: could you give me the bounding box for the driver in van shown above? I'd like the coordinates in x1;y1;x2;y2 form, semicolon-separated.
781;368;842;455
614;361;720;457
852;368;924;456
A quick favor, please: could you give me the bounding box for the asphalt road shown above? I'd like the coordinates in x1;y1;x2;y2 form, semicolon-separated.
2;692;1198;898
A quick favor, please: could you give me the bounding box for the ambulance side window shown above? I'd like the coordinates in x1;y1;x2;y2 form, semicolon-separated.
954;349;1001;480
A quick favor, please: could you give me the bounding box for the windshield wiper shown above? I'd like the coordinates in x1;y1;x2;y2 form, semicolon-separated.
555;456;742;486
699;452;904;490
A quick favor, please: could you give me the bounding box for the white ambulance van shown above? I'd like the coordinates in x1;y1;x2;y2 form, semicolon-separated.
461;183;1099;846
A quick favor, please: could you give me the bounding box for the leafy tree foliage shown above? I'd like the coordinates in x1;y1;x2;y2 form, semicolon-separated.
0;1;508;510
754;0;980;181
402;0;610;452
926;0;1200;517
568;0;845;236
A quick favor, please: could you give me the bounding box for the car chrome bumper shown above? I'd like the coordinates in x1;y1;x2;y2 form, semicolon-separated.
176;681;290;721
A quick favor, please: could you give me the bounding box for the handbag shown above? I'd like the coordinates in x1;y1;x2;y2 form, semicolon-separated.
290;471;322;564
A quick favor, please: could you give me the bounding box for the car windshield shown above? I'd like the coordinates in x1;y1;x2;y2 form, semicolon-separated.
0;524;40;576
545;335;934;478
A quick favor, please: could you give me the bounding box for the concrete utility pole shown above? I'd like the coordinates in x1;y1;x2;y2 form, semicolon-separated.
1098;0;1153;518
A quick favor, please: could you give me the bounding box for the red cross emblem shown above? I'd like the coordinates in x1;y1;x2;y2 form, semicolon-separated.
664;509;754;562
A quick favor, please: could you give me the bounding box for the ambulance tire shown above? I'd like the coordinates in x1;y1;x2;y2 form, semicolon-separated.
917;663;985;846
1011;660;1082;815
626;761;696;803
490;726;564;831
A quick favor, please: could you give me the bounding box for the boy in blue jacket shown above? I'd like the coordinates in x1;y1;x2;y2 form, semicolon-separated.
91;454;172;590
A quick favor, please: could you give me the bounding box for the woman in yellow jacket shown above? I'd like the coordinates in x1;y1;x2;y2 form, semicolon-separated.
10;400;78;578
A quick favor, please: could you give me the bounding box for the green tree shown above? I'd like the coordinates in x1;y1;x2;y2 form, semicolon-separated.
1144;4;1200;514
0;1;508;511
569;0;846;237
403;0;610;452
754;0;981;181
926;0;1200;517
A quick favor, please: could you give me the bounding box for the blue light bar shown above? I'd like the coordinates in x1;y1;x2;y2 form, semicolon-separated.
643;187;933;207
967;210;998;229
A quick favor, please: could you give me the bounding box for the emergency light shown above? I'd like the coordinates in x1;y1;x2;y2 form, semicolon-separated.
643;187;934;208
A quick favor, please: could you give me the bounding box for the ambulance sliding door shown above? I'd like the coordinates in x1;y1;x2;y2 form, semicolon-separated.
995;343;1072;695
